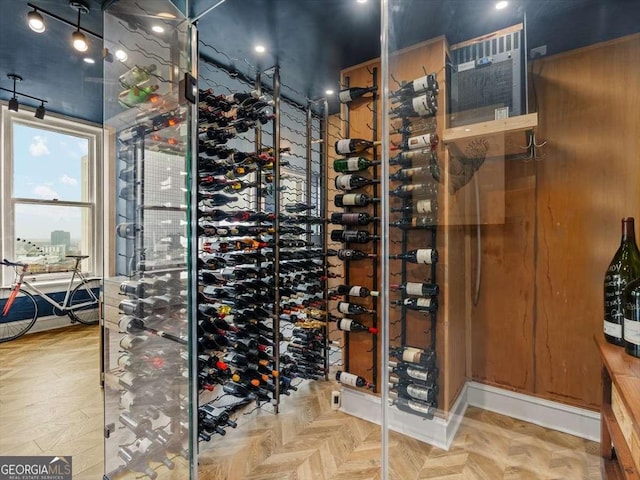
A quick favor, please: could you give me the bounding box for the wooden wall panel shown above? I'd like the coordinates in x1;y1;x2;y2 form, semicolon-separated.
533;34;640;408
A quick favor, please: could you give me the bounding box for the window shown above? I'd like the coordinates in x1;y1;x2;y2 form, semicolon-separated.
1;108;102;284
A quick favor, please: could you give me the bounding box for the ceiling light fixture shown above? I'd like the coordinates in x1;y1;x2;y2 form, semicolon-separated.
495;1;508;9
255;45;266;53
1;74;49;119
357;0;368;3
70;1;90;51
156;12;177;19
115;49;128;62
35;102;46;119
83;57;95;64
325;89;335;95
27;8;45;33
151;25;165;33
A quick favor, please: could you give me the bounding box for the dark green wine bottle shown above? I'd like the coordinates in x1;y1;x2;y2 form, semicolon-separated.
604;218;640;346
623;278;640;358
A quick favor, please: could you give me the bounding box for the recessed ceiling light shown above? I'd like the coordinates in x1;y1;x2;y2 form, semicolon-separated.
115;49;128;62
151;25;165;33
495;1;508;9
83;57;95;64
157;12;176;19
255;45;266;53
357;0;367;3
325;89;334;95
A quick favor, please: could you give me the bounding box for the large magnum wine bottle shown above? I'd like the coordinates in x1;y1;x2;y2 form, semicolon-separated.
604;218;640;346
623;278;640;358
338;86;378;104
334;138;380;155
334;194;380;207
335;370;373;389
390;248;438;264
333;157;379;172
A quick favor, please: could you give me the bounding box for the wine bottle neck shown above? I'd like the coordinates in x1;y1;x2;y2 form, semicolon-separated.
622;218;636;243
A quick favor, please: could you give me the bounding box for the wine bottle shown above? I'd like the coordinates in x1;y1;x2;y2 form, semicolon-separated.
396;133;439;151
388;391;435;419
330;230;380;244
390;166;436;182
333;157;380;173
390;183;437;198
334;138;380;155
392;297;438;312
623;279;640;358
390;282;439;297
390;148;437;167
391;199;438;215
338;86;378;104
390;381;438;404
335;370;373;389
390;118;437;136
390;217;437;229
285;202;316;213
200;194;239;207
337;301;374;315
390;346;436;367
334;174;380;191
390;73;439;99
119;64;157;89
118;85;160;108
390;248;438;264
330;212;379;226
334;248;377;261
604;218;640;346
388;361;438;384
334;194;380;207
336;318;378;334
389;93;437;119
334;285;379;297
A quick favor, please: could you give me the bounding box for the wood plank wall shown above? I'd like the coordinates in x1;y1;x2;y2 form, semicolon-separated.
471;33;640;409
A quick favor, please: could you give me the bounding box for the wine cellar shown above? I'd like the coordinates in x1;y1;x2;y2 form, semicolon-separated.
1;0;638;480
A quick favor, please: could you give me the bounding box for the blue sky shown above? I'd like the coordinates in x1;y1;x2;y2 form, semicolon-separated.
13;124;89;240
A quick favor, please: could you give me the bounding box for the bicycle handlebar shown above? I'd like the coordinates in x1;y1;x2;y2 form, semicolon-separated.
1;259;27;268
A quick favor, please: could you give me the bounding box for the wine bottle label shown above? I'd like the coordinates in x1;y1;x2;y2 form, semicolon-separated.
412;75;432;93
347;158;362;171
336;139;351;154
604;320;622;338
416;199;433;214
336;175;354;191
416;249;434;264
624;318;640;345
338;318;353;331
338;90;353;103
414;298;433;308
338;303;351;314
402;347;422;363
412;95;434;117
406;367;430;381
407;133;435;150
349;286;363;296
338;371;360;387
407;399;431;414
339;213;361;225
341;194;361;206
121;391;134;409
407;384;432;401
405;282;424;296
135;437;154;454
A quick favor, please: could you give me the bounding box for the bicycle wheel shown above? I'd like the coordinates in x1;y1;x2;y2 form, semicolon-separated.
67;282;100;325
0;289;38;343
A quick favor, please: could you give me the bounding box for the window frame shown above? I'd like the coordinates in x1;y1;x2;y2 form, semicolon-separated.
1;105;103;286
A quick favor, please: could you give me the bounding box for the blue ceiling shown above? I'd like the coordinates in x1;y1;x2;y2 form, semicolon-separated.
1;0;638;123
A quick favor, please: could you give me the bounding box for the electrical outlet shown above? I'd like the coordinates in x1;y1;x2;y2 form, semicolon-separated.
530;45;547;58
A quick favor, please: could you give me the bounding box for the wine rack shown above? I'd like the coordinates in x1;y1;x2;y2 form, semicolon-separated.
102;2;193;478
330;68;381;392
194;55;329;444
387;70;442;419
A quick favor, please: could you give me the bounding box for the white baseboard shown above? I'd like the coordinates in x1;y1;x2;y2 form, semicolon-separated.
26;314;77;334
340;381;600;448
466;381;600;442
340;383;469;450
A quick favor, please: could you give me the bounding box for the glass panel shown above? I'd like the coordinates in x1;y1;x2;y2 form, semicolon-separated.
102;0;194;478
14;203;92;274
12;123;90;202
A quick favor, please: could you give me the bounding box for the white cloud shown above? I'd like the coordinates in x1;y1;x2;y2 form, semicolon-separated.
29;136;50;157
60;174;78;186
33;185;59;199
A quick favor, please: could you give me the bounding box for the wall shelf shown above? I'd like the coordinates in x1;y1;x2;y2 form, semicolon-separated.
443;113;539;159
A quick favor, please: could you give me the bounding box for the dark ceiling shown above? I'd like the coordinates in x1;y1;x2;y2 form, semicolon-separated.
0;0;638;123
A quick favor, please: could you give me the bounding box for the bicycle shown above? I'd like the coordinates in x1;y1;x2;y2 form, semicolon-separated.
0;255;100;343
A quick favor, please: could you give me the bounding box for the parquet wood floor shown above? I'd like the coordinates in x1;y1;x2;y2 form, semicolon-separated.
0;327;601;479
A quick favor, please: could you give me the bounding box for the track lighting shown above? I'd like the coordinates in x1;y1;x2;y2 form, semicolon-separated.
72;30;88;52
35;102;46;119
1;74;48;119
27;8;45;33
